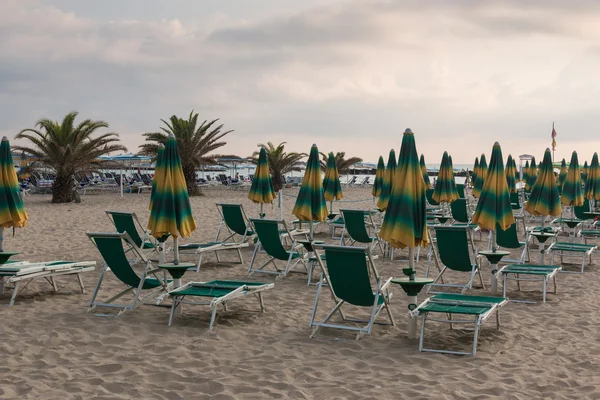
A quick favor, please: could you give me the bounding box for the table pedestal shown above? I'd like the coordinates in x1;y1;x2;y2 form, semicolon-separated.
391;270;433;339
529;232;555;264
159;262;195;316
479;251;510;295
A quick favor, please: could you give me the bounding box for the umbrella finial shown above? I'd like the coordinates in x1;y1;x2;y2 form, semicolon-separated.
168;133;175;139
1;137;7;142
404;128;413;135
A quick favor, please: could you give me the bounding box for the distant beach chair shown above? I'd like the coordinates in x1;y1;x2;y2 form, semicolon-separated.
339;209;384;254
248;219;307;278
309;245;395;340
425;189;441;210
86;232;172;316
105;211;159;263
167;280;274;329
0;260;96;306
412;293;508;356
356;176;370;186
428;226;485;294
344;176;357;187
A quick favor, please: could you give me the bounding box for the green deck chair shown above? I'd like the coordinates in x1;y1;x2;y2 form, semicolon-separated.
450;198;482;240
488;223;530;263
339;209;384;254
413;293;508;356
426;188;440;208
168;280;274;329
105;211;158;262
429;226;485;294
248;219;307;278
456;184;466;199
215;203;254;243
310;245;395;340
87;232;171;316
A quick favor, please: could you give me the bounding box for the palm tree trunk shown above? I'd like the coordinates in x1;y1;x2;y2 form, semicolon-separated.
272;171;283;192
51;172;74;203
182;164;199;196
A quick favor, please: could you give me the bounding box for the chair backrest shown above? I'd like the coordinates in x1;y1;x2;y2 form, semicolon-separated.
574;198;591;220
495;223;521;249
341;209;373;244
106;211;144;248
510;192;521;209
426;189;439;206
321;245;377;307
251;219;293;260
450;198;469;223
348;176;357;185
434;226;474;272
87;232;143;288
218;204;248;236
456;184;466;199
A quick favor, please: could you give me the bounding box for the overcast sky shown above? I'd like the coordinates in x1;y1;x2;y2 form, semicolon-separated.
2;0;600;164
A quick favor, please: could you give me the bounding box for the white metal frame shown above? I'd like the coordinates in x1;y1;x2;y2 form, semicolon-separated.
499;264;561;303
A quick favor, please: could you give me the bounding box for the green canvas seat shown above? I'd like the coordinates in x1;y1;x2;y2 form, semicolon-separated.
456;184;466;199
87;232;172;316
167;280;274;329
339;209;384;254
429;226;485;294
248;219;307;278
216;203;254;242
309;245;395;340
426;188;440;207
489;223;530;263
498;264;561;303
450;198;482;239
413;293;508;356
547;241;597;274
105;211;159;262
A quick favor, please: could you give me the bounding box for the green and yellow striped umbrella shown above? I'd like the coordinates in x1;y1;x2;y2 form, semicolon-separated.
432;151;459;204
561;151;584;207
323;152;343;202
448;155;459;194
511;157;519;183
248;146;276;217
471;157;479;188
473;153;487;197
522;160;530;187
525;156;537;191
557;158;567;187
505;154;517;193
0;137;28;252
379;129;429;250
525;149;561;218
148;144;164;211
472;142;514;232
584;153;600;202
420;154;432;189
293;144;328;223
582;161;589;185
376;149;397;211
372;155;385;198
148;133;197;243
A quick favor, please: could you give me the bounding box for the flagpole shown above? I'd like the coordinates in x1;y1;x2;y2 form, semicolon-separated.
552;122;555;163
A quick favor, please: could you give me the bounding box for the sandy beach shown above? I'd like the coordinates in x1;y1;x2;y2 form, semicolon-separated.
1;188;600;399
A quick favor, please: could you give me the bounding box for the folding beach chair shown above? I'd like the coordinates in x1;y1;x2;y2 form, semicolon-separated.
105;211;159;262
426;189;441;209
456;184;466;199
499;263;561;303
167;280;274;329
450;198;482;240
428;226;485;294
413;293;508;356
310;245;395;340
547;242;597;274
248;219;307;278
339;209;384;254
0;260;96;306
488;223;530;263
87;232;172;316
215;203;254;243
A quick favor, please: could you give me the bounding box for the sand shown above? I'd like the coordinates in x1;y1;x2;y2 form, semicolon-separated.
1;188;600;399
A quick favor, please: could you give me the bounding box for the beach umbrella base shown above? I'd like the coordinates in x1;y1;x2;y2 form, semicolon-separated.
0;251;18;265
479;250;510;295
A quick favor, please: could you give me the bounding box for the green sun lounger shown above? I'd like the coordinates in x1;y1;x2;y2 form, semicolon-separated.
106;211;159;262
0;260;96;306
488;222;530;263
167;280;274;329
339;209;384;254
413;293;509;356
498;264;561;303
547;242;597;274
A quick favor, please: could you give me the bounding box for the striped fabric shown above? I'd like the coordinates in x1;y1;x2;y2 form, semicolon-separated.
473;153;487;198
372;155;385;198
420;154;432;189
432;151;459;204
323;152;343;202
557;158;567;187
376;149;397;211
0;137;28;229
248;147;276;204
505;154;517;193
525;149;561;217
584;153;600;201
292;144;328;222
525;156;537;191
472;157;479;188
561;151;584;207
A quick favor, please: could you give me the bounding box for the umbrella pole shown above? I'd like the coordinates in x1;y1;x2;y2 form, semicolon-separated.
260;203;264;218
0;227;4;253
120;169;123;198
279;191;283;220
407;247;418;339
490;230;499;295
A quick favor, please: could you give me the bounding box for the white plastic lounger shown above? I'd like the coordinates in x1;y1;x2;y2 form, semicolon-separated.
167;280;274;329
178;241;250;271
499;264;561;303
547;242;597;274
0;260;96;306
413;293;508;356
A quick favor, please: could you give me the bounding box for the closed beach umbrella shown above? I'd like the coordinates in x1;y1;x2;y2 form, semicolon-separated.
505;154;516;193
148;144;164;211
472;157;479;188
512;157;519;183
377;149;397;211
448;155;459;194
0;137;28;253
582;161;589;185
293;144;328;239
473;153;487;198
148;133;197;264
420;154;432;189
248;147;276;217
525;149;561;220
557;158;567;187
372;156;385;198
525;156;537;191
561;151;584;208
432;151;459;204
322;152;343;210
585;153;600;206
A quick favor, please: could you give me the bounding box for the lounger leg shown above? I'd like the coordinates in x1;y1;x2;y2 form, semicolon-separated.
168;296;179;326
516;274;521;291
257;292;265;313
542;279;547;303
248;244;260;276
76;273;86;293
553;276;557;294
419;314;427;352
237;248;244;264
9;281;20;306
472;323;480;356
88;265;108;310
309;278;324;328
208;306;218;330
503;274;507;298
215;251;221;263
196;253;203;272
50;277;58;291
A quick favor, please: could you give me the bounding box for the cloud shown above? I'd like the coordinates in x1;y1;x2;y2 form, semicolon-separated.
1;0;600;163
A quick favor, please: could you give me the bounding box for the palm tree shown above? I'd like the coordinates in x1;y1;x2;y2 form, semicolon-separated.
249;142;306;192
139;111;233;195
15;112;126;203
320;151;363;173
